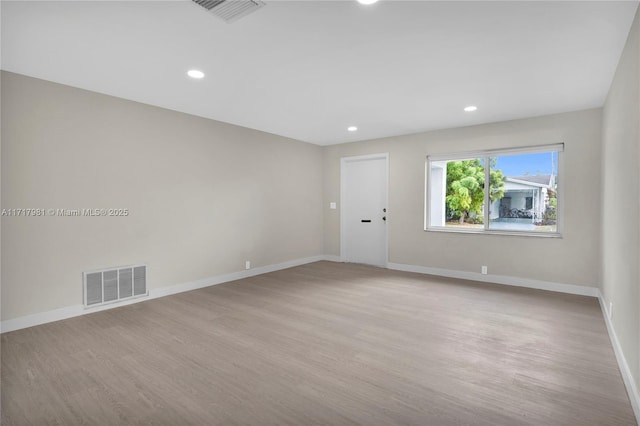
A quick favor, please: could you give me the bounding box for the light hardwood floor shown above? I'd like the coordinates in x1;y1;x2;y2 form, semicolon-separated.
1;262;636;425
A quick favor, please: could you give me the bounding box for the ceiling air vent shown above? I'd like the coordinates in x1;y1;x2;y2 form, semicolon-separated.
192;0;266;23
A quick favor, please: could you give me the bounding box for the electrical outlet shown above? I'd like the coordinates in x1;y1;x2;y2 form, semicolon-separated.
245;261;251;270
608;302;613;319
481;266;488;275
329;202;337;209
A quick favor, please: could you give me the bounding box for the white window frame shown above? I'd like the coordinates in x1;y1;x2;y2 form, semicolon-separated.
425;143;564;237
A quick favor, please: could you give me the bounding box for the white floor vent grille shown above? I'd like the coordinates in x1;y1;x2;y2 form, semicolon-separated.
84;265;147;307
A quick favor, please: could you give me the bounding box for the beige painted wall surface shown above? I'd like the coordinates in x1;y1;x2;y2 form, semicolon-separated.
602;7;640;391
1;71;324;321
324;109;602;288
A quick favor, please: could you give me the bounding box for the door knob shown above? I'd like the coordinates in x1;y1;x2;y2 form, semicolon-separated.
382;216;386;221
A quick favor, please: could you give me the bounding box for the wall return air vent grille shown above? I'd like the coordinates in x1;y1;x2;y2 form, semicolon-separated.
84;265;147;307
191;0;266;23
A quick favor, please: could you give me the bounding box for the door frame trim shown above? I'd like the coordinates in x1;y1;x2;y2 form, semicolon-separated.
340;153;389;266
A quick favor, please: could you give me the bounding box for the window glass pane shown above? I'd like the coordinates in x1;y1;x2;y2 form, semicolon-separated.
430;158;484;229
488;152;558;233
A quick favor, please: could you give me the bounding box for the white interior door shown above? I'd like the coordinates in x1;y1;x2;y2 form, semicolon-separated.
341;154;388;266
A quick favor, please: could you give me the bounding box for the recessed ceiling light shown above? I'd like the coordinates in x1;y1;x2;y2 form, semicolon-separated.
187;69;205;79
357;0;379;4
347;126;358;132
464;105;478;112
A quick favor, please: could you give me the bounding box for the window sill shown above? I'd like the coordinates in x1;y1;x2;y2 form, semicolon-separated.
425;227;562;238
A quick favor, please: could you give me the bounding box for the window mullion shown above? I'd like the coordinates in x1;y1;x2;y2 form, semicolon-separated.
484;156;490;231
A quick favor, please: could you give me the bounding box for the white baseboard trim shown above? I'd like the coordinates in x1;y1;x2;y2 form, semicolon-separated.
322;255;342;263
387;262;599;297
150;255;333;299
597;290;640;425
1;255;334;334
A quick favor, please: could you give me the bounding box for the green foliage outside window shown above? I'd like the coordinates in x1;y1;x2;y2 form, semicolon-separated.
445;159;505;224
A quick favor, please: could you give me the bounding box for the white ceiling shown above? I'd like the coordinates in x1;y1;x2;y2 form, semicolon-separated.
2;1;638;145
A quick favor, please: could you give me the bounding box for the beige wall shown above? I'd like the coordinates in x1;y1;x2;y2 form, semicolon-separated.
602;7;640;391
324;109;602;288
1;71;324;321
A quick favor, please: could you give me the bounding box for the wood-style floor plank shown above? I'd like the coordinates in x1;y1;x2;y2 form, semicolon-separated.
1;262;636;425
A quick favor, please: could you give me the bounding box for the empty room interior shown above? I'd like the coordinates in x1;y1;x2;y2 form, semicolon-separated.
2;0;640;424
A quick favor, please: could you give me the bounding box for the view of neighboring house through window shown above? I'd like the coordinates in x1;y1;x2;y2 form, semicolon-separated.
426;144;562;235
